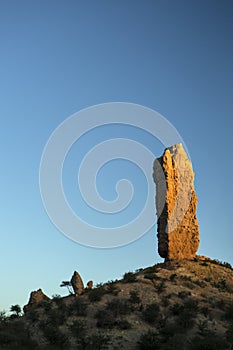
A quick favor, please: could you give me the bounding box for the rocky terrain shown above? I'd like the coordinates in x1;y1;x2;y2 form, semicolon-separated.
1;144;232;349
0;257;233;349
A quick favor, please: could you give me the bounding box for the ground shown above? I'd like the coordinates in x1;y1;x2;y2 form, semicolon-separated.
1;256;233;349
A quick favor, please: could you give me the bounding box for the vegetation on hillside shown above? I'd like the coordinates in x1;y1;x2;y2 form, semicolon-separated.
0;257;233;349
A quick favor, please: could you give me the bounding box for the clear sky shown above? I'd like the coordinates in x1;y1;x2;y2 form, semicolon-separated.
0;1;232;312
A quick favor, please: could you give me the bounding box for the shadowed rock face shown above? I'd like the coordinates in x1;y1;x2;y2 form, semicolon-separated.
153;144;200;260
23;289;50;313
71;271;84;295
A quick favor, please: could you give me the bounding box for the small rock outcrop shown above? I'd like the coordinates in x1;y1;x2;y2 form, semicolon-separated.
71;271;84;295
87;280;93;289
153;144;200;260
23;288;50;313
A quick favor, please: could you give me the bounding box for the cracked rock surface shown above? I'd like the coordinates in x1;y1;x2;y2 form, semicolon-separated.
153;144;200;260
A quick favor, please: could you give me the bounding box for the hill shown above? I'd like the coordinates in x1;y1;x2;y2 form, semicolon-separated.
0;256;233;349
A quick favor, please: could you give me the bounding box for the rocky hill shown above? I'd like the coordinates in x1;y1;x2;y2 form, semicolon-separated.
1;145;231;349
1;256;233;349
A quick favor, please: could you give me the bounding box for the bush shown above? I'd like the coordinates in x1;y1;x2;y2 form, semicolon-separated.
95;309;115;329
135;268;144;273
177;309;195;329
142;303;160;324
123;272;137;283
52;294;61;302
155;280;166;293
180;275;192;282
138;330;161;350
222;261;233;270
144;273;160;281
214;299;226;309
115;319;131;330
180;276;195;289
170;299;198;330
85;332;110;350
204;277;211;283
178;291;191;299
0;321;37;349
0;311;6;323
95;310;131;330
193;280;206;288
200;306;209;318
169;273;177;281
175;299;198;330
95;299;131;330
105;282;120;296
211;259;222;266
183;281;195;289
161;296;170;307
88;286;106;302
106;299;130;317
159;333;186;350
226;322;233;343
184;298;199;313
213;279;231;292
144;266;159;273
223;303;233;322
170;303;184;316
188;333;229;350
42;325;69;347
69;319;87;338
42;305;67;327
69;298;88;316
197;320;210;337
144;274;166;293
211;259;233;270
129;290;141;304
159;322;182;339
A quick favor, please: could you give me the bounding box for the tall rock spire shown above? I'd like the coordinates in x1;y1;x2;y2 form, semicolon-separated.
153;144;200;260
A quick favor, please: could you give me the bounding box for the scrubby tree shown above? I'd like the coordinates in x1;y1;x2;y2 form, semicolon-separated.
0;310;6;322
10;304;21;317
60;280;73;294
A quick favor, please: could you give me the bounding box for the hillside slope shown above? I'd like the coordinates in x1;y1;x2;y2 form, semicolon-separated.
1;256;233;349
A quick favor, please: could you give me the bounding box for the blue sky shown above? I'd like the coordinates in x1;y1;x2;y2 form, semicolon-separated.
0;1;232;312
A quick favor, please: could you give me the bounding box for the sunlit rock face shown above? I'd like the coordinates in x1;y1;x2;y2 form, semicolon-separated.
153;144;200;261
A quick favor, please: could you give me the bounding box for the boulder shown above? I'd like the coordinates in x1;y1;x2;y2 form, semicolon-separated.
71;271;84;295
87;280;93;289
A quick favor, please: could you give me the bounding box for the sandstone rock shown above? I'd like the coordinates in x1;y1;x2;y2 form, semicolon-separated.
153;144;200;260
23;288;50;313
71;271;84;295
87;280;93;289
